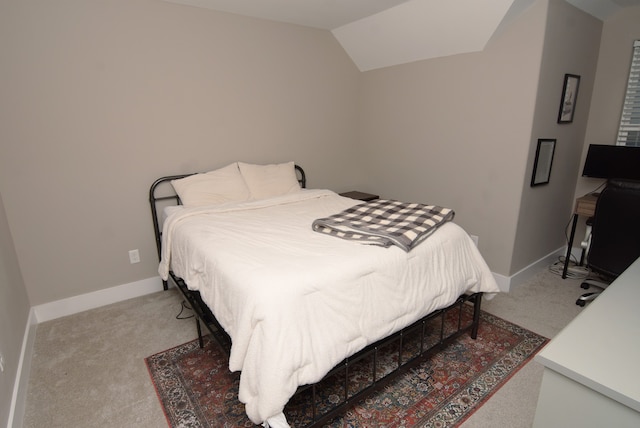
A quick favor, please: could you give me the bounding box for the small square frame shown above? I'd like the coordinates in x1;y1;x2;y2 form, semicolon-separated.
557;74;580;123
531;139;556;186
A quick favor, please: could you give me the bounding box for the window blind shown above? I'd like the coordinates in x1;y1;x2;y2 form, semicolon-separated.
617;40;640;147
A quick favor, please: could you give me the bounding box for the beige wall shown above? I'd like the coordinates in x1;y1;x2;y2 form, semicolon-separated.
512;0;602;272
0;191;31;427
0;0;363;305
357;1;548;275
357;0;607;276
1;0;636;309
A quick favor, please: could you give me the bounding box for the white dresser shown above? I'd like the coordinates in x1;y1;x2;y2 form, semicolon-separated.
533;257;640;427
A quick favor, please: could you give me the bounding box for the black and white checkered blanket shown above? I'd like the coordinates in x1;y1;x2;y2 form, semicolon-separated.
312;199;455;252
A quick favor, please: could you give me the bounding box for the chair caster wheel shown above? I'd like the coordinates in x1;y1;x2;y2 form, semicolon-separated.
580;282;590;289
576;299;585;307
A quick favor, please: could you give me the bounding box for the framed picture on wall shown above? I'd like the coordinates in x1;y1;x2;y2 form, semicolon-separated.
557;74;580;123
531;138;556;186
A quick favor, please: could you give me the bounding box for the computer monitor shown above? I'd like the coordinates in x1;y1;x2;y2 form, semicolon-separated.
582;144;640;181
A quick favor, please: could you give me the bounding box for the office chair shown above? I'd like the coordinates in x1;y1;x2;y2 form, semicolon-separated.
576;179;640;306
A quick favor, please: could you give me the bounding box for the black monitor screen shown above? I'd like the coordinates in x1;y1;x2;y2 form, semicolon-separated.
582;144;640;181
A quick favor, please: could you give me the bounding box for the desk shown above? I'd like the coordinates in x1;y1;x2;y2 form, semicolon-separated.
533;257;640;427
562;193;598;278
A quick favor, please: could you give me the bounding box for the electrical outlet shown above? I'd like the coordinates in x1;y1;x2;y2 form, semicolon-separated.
129;249;140;264
0;353;5;373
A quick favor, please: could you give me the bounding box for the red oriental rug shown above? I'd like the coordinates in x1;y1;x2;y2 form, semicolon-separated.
146;308;547;427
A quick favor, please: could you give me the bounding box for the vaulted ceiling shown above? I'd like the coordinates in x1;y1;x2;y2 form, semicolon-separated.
164;0;640;71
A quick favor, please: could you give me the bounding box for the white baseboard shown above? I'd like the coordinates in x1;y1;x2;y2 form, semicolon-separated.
33;276;165;323
29;248;570;321
494;247;566;293
8;309;37;428
492;272;511;293
27;249;573;323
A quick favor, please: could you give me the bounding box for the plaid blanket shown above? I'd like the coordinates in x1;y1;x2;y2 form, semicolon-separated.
312;199;455;252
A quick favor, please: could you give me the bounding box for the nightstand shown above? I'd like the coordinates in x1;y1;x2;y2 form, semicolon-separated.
339;191;379;201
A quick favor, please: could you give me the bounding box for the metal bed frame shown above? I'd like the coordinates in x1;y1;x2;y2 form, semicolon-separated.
149;165;483;427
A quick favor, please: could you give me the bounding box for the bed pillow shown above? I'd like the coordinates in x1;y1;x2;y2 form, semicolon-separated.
238;161;301;200
171;162;250;207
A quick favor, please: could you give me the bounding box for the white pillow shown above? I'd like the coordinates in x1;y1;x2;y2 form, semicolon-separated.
238;161;301;200
171;162;250;207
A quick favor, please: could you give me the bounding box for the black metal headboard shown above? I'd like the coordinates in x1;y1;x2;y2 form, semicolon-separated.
149;164;306;269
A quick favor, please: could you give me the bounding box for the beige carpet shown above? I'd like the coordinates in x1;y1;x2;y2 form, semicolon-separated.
22;266;587;427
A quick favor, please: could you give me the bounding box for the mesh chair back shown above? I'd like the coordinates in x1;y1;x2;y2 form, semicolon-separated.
588;179;640;278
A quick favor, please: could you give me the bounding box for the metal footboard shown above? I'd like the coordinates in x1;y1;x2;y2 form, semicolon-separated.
170;269;482;427
287;292;482;427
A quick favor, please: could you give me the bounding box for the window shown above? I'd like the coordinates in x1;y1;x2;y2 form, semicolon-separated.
616;40;640;147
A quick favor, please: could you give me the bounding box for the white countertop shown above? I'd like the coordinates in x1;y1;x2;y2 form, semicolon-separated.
536;257;640;412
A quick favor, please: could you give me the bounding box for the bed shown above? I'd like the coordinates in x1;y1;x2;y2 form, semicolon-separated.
149;161;500;427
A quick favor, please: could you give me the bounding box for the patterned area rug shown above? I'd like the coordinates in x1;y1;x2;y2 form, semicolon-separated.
146;308;547;427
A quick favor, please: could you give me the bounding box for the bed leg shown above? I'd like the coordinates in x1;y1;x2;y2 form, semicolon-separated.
162;279;168;291
471;293;483;339
196;319;204;348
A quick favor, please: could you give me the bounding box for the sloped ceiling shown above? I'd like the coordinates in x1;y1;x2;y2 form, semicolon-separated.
332;0;514;71
567;0;640;20
163;0;640;71
164;0;412;29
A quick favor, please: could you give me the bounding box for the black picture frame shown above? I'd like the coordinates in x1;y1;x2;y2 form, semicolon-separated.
531;139;556;186
557;74;580;123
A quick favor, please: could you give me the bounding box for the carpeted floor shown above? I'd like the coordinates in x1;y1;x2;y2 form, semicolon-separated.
22;266;587;427
146;308;547;427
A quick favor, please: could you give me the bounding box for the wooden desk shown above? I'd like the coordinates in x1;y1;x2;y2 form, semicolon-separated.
562;193;598;278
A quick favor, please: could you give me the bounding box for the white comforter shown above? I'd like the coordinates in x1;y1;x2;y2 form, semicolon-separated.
158;189;500;426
